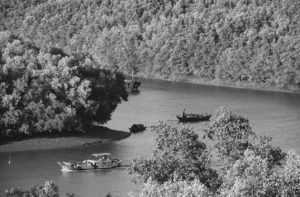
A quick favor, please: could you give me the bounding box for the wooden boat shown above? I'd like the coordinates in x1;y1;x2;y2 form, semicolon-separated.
57;153;121;171
124;79;141;92
129;124;146;133
177;112;211;122
124;70;141;92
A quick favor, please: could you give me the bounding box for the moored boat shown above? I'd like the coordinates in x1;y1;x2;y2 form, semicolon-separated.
57;153;121;171
177;110;211;122
124;79;141;92
129;124;146;133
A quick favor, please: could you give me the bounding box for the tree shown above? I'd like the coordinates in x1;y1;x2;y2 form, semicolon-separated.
204;106;254;163
204;106;285;167
128;122;220;191
219;149;269;197
266;150;300;197
220;149;300;197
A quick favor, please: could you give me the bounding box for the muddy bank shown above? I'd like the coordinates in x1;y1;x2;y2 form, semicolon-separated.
0;126;131;152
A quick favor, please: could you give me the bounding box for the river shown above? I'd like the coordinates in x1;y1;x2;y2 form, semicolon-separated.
0;78;300;197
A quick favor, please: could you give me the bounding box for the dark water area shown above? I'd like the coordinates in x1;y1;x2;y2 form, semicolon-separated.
1;78;300;196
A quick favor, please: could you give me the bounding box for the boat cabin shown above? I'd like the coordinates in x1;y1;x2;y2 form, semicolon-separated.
124;80;141;92
90;153;112;161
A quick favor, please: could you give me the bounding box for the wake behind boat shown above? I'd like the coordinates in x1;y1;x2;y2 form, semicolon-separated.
57;153;121;171
177;110;211;122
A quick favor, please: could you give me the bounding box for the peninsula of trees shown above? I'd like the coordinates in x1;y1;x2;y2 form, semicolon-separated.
1;0;299;91
0;33;127;138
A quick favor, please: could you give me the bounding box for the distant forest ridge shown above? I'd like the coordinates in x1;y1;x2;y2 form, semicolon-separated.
1;0;300;91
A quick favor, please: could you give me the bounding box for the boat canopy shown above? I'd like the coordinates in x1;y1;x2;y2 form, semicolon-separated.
91;153;111;158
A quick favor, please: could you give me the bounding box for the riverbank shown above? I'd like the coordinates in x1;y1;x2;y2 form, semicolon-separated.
134;73;300;94
0;126;131;153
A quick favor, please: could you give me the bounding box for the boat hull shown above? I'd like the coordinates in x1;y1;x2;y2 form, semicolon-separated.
129;124;146;133
124;80;141;92
57;160;121;171
177;114;211;122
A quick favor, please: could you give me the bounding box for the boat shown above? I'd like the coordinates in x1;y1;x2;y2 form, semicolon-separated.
124;70;141;93
177;111;211;122
124;79;141;92
129;124;146;133
57;153;121;171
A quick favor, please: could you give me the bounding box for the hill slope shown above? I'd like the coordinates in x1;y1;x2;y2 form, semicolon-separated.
1;0;300;91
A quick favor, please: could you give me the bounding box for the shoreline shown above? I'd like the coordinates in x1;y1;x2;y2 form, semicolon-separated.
0;126;131;153
134;73;300;94
1;74;298;153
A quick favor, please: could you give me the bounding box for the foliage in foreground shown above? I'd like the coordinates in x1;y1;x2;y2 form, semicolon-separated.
219;149;300;197
128;122;221;191
5;181;111;197
204;106;286;167
130;107;299;197
0;33;127;137
132;149;300;197
5;181;67;197
129;179;212;197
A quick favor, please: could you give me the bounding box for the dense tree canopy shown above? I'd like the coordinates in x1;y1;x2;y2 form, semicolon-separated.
129;179;213;197
0;0;48;32
0;33;127;136
1;0;298;90
204;106;286;166
128;122;221;190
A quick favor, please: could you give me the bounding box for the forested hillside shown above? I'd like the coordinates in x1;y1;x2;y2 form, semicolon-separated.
1;0;300;91
0;0;48;32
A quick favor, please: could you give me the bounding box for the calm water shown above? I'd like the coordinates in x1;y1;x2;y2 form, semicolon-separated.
1;78;300;196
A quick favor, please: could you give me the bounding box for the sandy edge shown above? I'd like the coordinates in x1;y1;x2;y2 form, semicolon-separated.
0;127;131;153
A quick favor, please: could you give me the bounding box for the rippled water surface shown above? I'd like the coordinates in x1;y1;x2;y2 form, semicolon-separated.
1;78;300;196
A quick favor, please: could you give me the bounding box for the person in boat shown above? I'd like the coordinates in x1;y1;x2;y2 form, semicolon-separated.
182;109;186;118
92;163;98;169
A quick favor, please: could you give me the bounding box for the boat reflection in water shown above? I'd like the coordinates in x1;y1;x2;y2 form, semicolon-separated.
57;153;121;171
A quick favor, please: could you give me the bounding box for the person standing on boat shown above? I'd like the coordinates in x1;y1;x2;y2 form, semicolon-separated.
92;162;98;169
182;109;186;118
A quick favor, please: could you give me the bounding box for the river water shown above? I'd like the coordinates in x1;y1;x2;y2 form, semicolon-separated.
0;78;300;196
